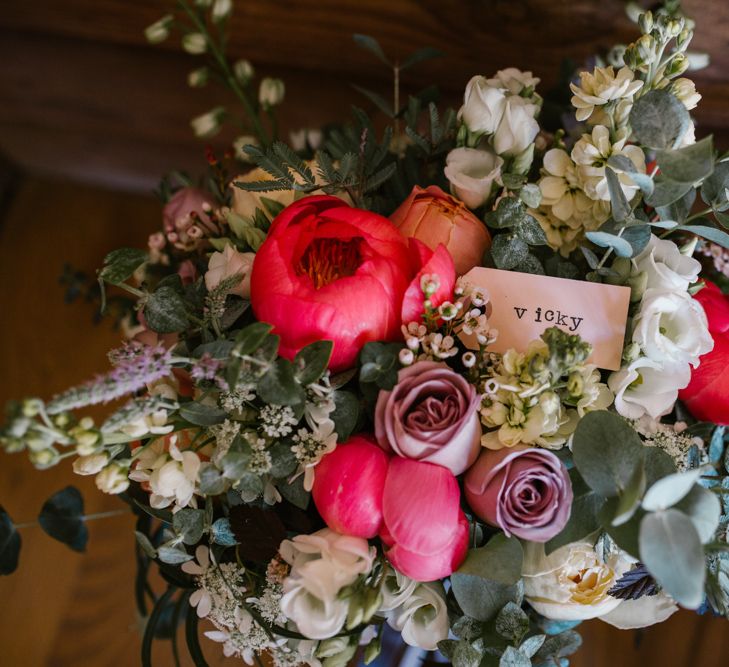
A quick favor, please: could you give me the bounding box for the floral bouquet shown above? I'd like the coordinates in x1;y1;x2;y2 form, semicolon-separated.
2;1;729;665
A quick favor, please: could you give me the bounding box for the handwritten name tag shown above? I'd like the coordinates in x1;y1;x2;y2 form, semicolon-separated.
460;268;631;370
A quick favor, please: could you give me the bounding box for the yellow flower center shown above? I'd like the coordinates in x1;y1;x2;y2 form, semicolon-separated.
296;238;362;289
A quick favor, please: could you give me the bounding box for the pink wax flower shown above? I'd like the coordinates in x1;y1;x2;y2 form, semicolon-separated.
311;435;390;538
379;458;468;582
464;445;573;542
374;360;481;475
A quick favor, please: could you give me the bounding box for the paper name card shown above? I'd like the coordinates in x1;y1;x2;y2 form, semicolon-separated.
461;268;631;370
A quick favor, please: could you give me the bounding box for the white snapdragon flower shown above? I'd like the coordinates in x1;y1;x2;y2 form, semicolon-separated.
632;288;713;369
633;235;702;292
492;95;540;157
386;582;449;651
570;66;643;123
571;125;646;202
486;67;540;96
444;147;503;209
608;356;691;420
458;75;507;135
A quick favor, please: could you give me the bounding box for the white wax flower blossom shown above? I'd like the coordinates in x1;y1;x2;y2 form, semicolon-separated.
259;78;285;108
73;452;109;476
182;32;207;55
570;66;643;123
609;356;691;420
632;288;713;370
670;78;701;110
211;0;233;22
444;147;503;209
386;582;449;651
291;419;338;491
95;462;130;495
486;67;540;96
633;235;702;292
458;75;507;135
144;15;173;44
571;125;646;202
233;59;255;84
492;95;540;157
191;107;225;138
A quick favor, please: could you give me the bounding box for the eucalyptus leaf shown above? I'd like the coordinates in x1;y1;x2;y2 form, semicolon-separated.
519;635;546;658
179;401;226;426
499;646;530;667
211;517;238;546
612;463;646;527
258;358;306;407
605;168;632;222
534;630;583;663
655;188;696;224
629;89;689;149
173;508;205;545
331;390;360;442
656;136;714;184
584;231;633;258
546;470;604;554
495;602;529;644
515;214;548;245
677;224;729;250
607;155;655;196
674;485;721;544
198;465;228;495
294;340;333;386
645;177;694;208
642;467;703;512
157;543;194;564
235;322;274;355
144;286;188;333
700;160;729;212
0;507;21;575
492;234;529;269
38;486;88;553
134;530;157;558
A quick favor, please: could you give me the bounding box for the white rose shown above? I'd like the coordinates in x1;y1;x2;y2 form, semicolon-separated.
523;541;629;621
95;463;130;495
205;245;255;299
444;147;503;209
458;75;506;135
609;356;691;420
633;235;701;292
486;68;540;96
386;582;448;651
632;289;713;369
73;452;109;476
492;96;540;157
379;566;418;612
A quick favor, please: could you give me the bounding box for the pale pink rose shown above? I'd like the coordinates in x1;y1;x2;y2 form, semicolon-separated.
374;361;481;475
464;445;573;542
204;245;255;298
390;185;491;275
312;435;389;538
380;458;468;582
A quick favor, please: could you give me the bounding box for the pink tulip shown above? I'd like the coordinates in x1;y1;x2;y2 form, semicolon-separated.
311;435;390;538
380;458;468;581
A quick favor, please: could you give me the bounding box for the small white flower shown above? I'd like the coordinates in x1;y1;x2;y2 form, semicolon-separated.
144;15;173;44
670;78;701;110
233;60;255;84
259;78;285;109
182;33;207;55
191;107;225;138
570;66;643;123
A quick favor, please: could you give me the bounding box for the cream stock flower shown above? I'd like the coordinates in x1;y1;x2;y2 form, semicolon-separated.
570;66;643;124
95;462;130;495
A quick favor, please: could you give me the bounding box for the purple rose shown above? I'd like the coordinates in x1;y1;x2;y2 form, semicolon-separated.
374;360;481;475
464;445;572;542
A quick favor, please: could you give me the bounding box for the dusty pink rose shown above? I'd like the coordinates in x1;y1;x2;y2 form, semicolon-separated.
375;360;481;475
205;245;255;298
390;185;491;275
163;188;214;232
464;445;573;542
312;435;389;538
380;458;468;582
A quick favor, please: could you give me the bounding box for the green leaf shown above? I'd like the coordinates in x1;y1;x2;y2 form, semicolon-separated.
359;341;401;390
596;219;651;257
492;234;529;269
198;465;228;495
612;462;646;527
677;224;729;250
157;543;193;564
331;390;360;442
572;411;644;498
135;530;157;558
700;160;729;212
585;231;633;258
452;640;482;667
546;470;604;554
639;509;706;608
645;176;694;207
173;509;205;545
514;253;545;275
99;247;147;285
38;486;88;553
144;286;188;333
657;136;714;184
0;507;21;575
294;340;333;385
211;517;238;547
278;475;310;510
401;46;443;70
193;340;235;359
519;635;546;658
674;485;721;544
258;358;307;407
495;602;529;644
642;467;704;512
499;646;530;667
486;197;526;229
353;34;390;65
605;167;632;222
655;188;696;224
629;89;690;149
534;630;583;663
268;441;298;478
235;321;274;355
352;85;395;118
644;446;677;486
259;196;286;219
607;155;654;196
179;401;226;427
514;214;548;245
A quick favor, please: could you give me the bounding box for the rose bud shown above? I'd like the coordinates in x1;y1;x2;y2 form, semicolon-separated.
464;445;573;542
375;360;481;476
312;435;390;538
679;280;729;425
390;185;492;275
380;458;468;582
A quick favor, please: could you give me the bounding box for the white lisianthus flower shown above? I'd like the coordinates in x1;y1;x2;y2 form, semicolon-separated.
608;356;690;419
386;582;449;651
444;147;503;209
458;75;507;135
73;452;109;476
633;235;702;292
632;289;713;369
492;95;540;157
670;78;701;110
486;67;540;96
570;66;643;123
95;462;130;495
571;125;646;202
279;528;376;640
379;566;418;612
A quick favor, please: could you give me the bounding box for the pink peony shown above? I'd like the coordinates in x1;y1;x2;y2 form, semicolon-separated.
311;435;390;538
374;360;481;475
464;445;573;542
380;458;469;582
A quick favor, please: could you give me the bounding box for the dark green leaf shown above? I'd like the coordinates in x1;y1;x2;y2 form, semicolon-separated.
607;155;655;196
657;136;714;184
352;85;395;118
514;214;548;245
99;247;147;285
492;234;529;269
401;46;443;70
235;322;274;355
700;160;729;211
179;401;226;426
629;89;690;149
144;286;188;333
192;340;235;359
278;475;310;510
486;197;526;229
0;507;21;575
677;224;729;250
645;177;694;207
258;358;307;407
38;486;87;552
546;471;604;554
268;441;298;478
353;34;390;65
534;630;583;663
331;390;360;442
655;188;696;224
173;509;205;545
495;602;529;644
294;340;333;385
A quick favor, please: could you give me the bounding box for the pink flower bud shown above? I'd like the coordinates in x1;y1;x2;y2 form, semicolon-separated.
312;435;389;538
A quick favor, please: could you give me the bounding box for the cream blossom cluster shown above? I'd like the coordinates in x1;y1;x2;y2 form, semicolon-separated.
609;236;713;420
570;66;643;128
631;415;706;471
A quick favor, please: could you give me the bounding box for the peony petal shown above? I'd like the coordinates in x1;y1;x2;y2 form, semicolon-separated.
401;240;456;324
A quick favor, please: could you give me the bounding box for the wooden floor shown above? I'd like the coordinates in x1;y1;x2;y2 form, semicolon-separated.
0;179;727;665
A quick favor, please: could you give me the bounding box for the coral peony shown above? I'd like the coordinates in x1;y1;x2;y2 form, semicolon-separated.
390;185;491;275
312;435;389;538
250;196;454;372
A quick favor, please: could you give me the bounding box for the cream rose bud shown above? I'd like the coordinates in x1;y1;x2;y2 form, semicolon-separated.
634;235;701;292
486;68;540;96
444;147;503;210
95;463;130;495
386;582;449;651
73;452;109;476
632;289;713;369
458;75;506;135
205;245;255;299
492;96;540;157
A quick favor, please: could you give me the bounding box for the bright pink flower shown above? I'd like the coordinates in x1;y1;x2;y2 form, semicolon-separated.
380;458;468;581
311;435;390;538
401;239;456;325
250;196;455;372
